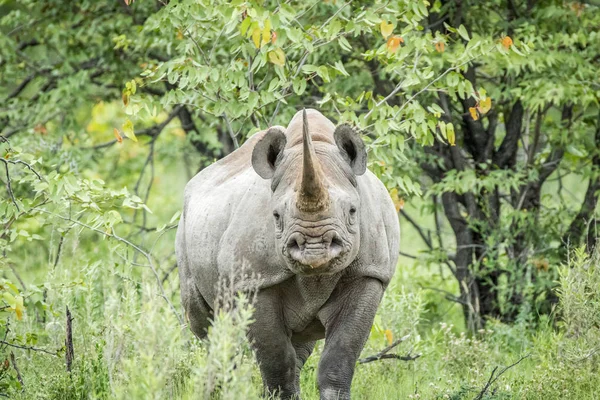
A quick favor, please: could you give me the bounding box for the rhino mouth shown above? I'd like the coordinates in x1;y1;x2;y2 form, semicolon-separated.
284;230;346;273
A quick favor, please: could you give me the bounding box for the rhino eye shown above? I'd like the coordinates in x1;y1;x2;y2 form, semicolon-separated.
348;206;357;225
273;211;283;231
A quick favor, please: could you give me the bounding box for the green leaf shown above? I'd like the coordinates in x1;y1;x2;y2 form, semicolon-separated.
122;119;137;142
457;24;470;41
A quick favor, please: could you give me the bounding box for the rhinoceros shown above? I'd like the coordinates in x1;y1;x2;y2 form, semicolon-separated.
176;109;400;399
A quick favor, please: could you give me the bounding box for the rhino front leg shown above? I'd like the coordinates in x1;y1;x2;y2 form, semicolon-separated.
317;277;384;400
249;286;298;399
293;341;315;389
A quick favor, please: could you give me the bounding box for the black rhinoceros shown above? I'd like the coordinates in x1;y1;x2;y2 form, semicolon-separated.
176;109;400;399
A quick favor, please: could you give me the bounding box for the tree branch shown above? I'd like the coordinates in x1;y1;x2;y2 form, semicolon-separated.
474;354;530;400
493;100;523;168
358;334;421;364
400;210;433;249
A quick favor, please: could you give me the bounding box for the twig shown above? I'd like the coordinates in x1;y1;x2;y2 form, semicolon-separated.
34;208;184;326
161;263;178;284
10;352;24;387
89;105;182;150
65;306;74;372
1;158;43;180
222;114;239;148
53;233;66;268
358;334;421;364
399;251;417;259
8;263;26;292
473;354;530;400
0;340;58;356
400;210;433;249
360;353;421;363
419;285;469;306
2;161;19;212
318;1;350;30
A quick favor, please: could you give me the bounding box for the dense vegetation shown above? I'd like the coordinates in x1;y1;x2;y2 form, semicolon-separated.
1;0;600;398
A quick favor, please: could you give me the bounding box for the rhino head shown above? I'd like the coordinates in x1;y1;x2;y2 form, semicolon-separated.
251;109;367;275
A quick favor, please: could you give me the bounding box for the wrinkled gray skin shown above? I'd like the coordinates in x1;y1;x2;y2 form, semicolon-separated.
176;109;399;399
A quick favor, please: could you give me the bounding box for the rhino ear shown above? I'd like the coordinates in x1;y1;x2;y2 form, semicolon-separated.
334;124;367;176
252;128;287;179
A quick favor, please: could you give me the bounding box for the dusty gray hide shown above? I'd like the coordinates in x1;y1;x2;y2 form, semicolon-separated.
176;109;400;399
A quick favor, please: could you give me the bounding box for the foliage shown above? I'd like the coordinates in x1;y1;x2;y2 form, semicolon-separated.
1;0;600;398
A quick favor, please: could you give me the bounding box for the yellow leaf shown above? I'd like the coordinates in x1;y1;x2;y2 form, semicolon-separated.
469;107;479;121
261;19;272;47
251;26;261;48
386;36;403;53
14;296;24;321
447;123;456;146
268;48;286;66
113;128;123;144
502;36;513;49
384;329;393;346
380;20;394;39
389;188;404;212
478;97;492;114
122;119;137;142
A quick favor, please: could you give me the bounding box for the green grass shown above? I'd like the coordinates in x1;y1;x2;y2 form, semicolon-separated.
5;164;600;399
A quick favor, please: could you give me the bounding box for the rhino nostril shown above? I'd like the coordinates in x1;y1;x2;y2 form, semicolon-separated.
286;233;304;259
329;234;343;257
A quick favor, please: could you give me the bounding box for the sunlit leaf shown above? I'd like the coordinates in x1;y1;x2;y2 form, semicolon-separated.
122;119;137;142
469;107;479;121
251;27;261;48
261;19;272;47
268;48;286;66
447;123;456;146
380;20;394;38
14;296;24;320
478;97;492;114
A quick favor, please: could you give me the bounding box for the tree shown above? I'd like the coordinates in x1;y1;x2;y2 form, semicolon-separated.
406;1;600;330
2;4;600;392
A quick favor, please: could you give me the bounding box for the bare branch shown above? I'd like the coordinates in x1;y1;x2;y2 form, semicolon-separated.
33;208;184;326
0;340;58;356
65;306;74;372
2;161;19;212
473;354;531;400
10;352;24;388
359;334;421;364
400;210;433;249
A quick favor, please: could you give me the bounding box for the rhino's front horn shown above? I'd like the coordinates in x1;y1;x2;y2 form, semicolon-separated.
298;109;329;212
